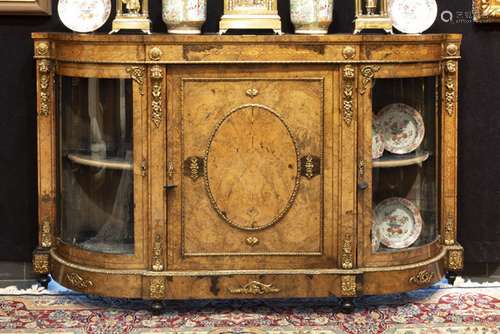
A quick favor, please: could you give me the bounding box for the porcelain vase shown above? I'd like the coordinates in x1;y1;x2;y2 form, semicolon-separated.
290;0;334;35
162;0;207;34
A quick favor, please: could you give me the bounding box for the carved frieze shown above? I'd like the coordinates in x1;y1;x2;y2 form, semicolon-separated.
66;272;94;290
409;270;434;286
229;281;280;295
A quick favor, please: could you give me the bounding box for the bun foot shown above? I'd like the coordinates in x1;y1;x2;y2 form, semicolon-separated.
340;297;355;314
37;275;51;289
446;272;457;286
151;300;164;316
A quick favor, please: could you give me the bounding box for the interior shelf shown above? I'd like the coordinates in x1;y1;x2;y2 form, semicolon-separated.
67;153;133;171
373;151;430;168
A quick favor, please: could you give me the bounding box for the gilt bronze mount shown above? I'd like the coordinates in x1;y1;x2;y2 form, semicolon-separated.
219;0;282;34
110;0;152;34
354;0;393;34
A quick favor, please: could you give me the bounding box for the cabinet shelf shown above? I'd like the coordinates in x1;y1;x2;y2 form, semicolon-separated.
67;153;133;171
373;151;430;168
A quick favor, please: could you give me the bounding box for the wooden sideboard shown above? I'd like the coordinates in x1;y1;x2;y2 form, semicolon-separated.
32;33;463;313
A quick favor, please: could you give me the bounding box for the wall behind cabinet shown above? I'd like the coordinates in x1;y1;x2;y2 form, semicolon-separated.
0;0;498;263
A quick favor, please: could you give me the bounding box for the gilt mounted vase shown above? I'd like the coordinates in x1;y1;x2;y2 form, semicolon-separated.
290;0;334;34
162;0;207;34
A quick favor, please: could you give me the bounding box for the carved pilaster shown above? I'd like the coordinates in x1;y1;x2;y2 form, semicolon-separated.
35;42;49;57
150;65;163;128
38;59;52;117
444;60;457;117
342;65;355;126
444;213;455;245
40;217;52;248
152;234;164;271
341;233;354;269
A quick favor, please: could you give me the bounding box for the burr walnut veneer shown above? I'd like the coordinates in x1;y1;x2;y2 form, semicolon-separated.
32;33;463;309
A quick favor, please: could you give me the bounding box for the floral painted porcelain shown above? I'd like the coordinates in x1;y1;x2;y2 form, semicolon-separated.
374;197;423;249
162;0;207;34
377;103;425;155
372;116;385;159
389;0;438;34
58;0;111;33
290;0;334;34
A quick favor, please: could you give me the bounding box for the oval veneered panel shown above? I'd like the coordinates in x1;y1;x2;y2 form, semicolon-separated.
205;104;299;231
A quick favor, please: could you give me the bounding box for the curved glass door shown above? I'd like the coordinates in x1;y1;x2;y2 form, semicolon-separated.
57;77;134;254
370;77;439;253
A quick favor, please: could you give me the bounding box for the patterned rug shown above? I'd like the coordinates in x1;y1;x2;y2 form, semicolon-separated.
0;284;499;334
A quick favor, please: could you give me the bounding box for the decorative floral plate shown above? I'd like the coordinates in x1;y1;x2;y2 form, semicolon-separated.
371;215;382;252
58;0;111;33
377;103;425;155
389;0;438;34
372;116;385;159
374;197;423;249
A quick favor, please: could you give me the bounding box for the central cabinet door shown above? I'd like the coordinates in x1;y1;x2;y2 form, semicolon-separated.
166;65;339;270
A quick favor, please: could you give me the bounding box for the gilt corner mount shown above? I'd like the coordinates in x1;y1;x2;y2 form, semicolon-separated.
473;0;500;22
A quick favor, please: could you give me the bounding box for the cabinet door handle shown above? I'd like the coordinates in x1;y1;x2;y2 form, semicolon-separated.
357;181;369;191
164;184;178;190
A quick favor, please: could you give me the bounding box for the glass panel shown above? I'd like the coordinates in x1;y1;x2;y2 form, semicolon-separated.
371;77;439;253
57;76;134;254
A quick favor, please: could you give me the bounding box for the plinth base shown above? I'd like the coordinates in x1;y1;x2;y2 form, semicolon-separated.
219;14;282;35
110;15;152;34
354;16;393;34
